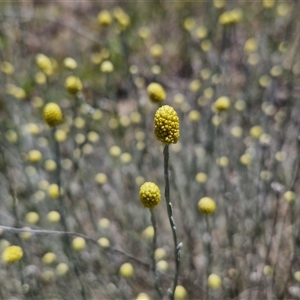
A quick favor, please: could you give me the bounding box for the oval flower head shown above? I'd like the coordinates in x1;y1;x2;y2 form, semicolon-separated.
43;103;63;127
154;105;180;145
147;83;166;103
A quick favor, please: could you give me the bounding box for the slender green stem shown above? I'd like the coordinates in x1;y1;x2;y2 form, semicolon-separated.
150;209;164;299
163;145;181;300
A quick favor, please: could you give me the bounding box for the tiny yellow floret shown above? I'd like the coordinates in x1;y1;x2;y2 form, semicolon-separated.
154;105;180;145
139;182;161;209
43;103;63;127
2;245;23;263
198;197;216;214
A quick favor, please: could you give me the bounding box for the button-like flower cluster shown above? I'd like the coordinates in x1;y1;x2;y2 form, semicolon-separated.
154;105;180;145
139;182;161;209
64;76;82;94
147;83;166;103
198;197;216;214
43;103;63;127
2;245;23;263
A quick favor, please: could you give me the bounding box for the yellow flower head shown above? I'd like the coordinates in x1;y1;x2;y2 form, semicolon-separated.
43;103;63;127
35;53;52;70
42;252;57;265
147;83;166;103
63;57;77;70
97;10;112;26
65;76;83;94
208;274;222;289
214;96;231;112
72;237;86;251
283;191;296;203
174;285;187;299
100;60;114;73
150;44;164;58
47;211;61;223
27;150;42;163
139;182;161;209
154;105;180;145
2;245;23;263
48;184;60;199
198;197;216;214
119;262;134;278
1;61;15;75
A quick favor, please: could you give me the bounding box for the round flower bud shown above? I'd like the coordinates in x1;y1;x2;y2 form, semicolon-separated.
64;76;82;94
284;191;296;203
47;211;61;223
48;184;60;199
119;262;134;278
2;245;23;263
72;237;86;251
155;248;166;260
100;60;114;73
98;237;110;248
97;10;112;26
250;125;263;139
25;212;39;225
142;226;154;239
154;105;180;145
147;83;166;103
56;263;69;276
198;197;216;214
208;274;222;289
27;150;42;163
43;103;63;127
136;293;150;300
1;61;15;75
42;252;57;265
63;57;77;70
156;260;168;272
150;44;163;58
214;96;230;112
95;173;108;185
139;182;161;209
174;285;187;299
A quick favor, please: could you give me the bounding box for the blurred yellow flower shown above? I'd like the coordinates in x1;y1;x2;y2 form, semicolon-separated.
97;10;112;26
72;237;86;251
65;76;82;94
198;197;216;214
63;57;77;70
147;83;166;103
2;245;23;263
119;262;134;278
208;274;222;289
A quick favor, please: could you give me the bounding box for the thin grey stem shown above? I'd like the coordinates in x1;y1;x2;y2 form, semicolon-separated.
150;209;164;299
163;145;181;300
